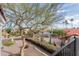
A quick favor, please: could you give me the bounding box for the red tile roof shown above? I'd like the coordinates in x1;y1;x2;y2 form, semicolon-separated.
64;28;79;36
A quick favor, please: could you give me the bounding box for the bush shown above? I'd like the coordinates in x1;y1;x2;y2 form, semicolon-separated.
26;38;57;53
6;28;11;34
53;29;66;37
9;31;21;37
26;31;33;37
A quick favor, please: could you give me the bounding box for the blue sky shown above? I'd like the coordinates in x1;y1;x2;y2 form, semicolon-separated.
62;3;79;16
1;3;79;29
53;3;79;29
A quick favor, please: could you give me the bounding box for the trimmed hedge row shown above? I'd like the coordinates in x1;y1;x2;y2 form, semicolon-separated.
26;38;57;54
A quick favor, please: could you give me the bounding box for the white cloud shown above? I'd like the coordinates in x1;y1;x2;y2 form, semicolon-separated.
53;14;79;28
57;10;68;13
65;14;79;19
65;14;79;24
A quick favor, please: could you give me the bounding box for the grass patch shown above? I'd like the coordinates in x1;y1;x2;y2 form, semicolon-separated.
2;40;14;46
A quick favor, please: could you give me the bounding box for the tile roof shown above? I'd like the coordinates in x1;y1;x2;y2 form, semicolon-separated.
64;28;79;36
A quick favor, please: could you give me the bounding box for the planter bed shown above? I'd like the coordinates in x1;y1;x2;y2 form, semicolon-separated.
26;38;57;54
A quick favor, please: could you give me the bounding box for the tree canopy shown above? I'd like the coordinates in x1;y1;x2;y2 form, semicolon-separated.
2;3;64;30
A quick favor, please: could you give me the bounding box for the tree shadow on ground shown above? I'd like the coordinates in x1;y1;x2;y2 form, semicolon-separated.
1;50;20;56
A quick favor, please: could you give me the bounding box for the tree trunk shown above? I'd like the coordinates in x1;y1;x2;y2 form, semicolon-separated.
19;29;22;36
20;30;26;56
41;32;43;42
20;35;26;56
49;35;52;44
33;33;35;40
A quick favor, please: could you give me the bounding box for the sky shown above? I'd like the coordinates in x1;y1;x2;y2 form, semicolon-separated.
53;3;79;29
1;3;79;29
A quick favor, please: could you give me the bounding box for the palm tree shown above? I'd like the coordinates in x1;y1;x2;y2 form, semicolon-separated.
64;20;69;29
70;18;74;28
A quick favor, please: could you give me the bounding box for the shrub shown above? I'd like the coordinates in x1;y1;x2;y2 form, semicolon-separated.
26;38;57;53
53;29;66;37
6;28;11;34
26;31;33;37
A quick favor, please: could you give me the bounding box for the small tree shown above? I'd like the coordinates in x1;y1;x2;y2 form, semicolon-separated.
53;29;66;37
70;18;74;28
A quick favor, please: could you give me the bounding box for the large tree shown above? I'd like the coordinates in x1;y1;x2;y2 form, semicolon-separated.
2;3;64;56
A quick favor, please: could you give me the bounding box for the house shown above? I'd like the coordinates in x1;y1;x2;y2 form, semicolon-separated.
64;28;79;37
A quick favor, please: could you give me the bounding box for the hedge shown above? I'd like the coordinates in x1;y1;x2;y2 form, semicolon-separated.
26;38;57;54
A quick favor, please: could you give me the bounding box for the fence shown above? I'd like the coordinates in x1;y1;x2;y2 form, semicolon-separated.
52;36;76;56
